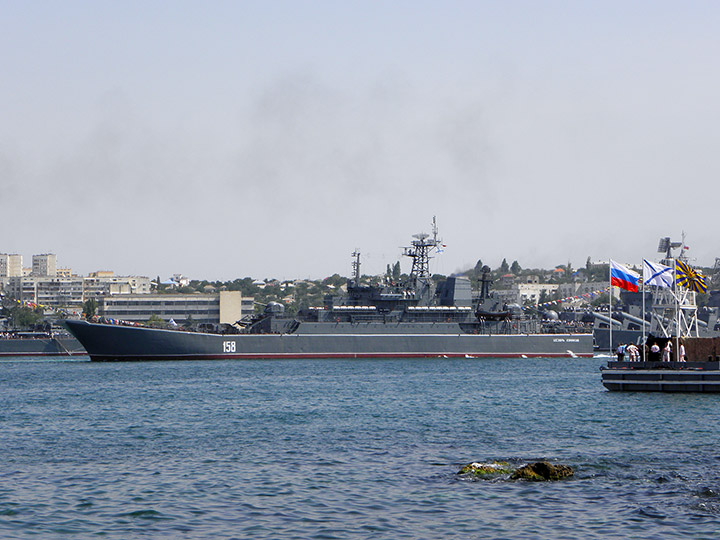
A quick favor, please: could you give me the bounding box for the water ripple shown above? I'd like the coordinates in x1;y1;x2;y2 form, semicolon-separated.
1;357;720;538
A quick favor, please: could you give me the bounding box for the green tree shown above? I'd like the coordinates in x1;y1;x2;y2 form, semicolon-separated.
499;258;510;273
323;274;345;288
392;261;401;281
147;313;164;327
83;298;98;319
9;305;43;328
591;293;610;307
538;289;548;305
510;260;522;275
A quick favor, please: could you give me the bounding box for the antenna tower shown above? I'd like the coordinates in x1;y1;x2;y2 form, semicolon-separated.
403;217;441;281
351;250;361;288
650;233;699;338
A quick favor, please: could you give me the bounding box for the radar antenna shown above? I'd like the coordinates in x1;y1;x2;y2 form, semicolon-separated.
657;234;686;265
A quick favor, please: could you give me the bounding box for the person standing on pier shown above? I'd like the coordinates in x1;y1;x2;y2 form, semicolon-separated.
662;341;672;362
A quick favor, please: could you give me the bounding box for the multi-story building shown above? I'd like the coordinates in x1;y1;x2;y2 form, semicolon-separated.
31;254;57;277
516;283;560;305
3;274;152;307
34;278;85;307
83;272;151;298
99;291;252;325
0;254;23;277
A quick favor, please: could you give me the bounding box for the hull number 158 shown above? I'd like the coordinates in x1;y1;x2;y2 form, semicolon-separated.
223;341;236;353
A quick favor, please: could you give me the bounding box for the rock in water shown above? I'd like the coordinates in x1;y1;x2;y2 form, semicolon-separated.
510;461;573;481
458;461;514;476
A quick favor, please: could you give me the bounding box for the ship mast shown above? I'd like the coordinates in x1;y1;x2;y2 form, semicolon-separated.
651;234;699;339
351;250;361;288
403;217;441;288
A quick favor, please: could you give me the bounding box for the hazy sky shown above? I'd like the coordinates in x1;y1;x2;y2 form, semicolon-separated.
2;1;719;281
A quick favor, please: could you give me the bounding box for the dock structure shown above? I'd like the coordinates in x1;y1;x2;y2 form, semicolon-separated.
601;337;720;392
602;361;720;392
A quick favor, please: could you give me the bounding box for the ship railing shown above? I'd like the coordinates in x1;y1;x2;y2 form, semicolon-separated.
1;331;53;339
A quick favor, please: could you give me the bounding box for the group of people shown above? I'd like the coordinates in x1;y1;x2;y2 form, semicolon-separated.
0;331;50;339
616;342;640;361
616;340;687;362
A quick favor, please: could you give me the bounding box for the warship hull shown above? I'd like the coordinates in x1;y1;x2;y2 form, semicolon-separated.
65;320;593;361
592;328;641;352
0;336;85;357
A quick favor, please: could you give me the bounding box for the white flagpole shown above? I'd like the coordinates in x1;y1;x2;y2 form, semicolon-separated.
674;258;679;363
642;261;646;362
609;262;613;355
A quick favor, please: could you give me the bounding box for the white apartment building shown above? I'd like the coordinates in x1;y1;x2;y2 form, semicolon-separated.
84;273;152;297
3;274;152;307
492;283;560;306
32;254;57;277
516;283;560;305
0;254;23;277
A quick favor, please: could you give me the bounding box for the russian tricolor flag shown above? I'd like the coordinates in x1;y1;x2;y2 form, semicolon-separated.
610;260;640;292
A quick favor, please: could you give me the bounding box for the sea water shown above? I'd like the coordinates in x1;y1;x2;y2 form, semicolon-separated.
1;355;720;539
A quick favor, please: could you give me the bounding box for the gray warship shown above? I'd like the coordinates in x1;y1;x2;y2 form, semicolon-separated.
0;331;85;357
65;224;594;361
